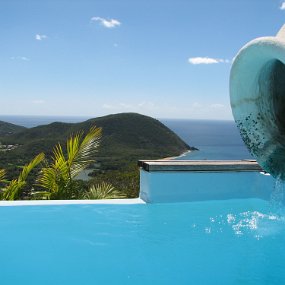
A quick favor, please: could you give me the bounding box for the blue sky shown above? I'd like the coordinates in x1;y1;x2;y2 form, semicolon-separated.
1;0;285;120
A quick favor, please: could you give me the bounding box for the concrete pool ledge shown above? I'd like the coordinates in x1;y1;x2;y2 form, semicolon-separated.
0;198;145;207
139;160;275;203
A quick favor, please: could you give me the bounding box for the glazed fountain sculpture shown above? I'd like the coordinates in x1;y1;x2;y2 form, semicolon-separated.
230;25;285;179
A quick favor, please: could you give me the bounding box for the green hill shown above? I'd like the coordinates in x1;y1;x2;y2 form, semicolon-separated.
0;120;26;136
0;113;196;170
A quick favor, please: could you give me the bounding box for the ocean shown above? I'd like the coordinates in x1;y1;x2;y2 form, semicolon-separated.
0;115;252;160
161;119;252;160
0;115;90;128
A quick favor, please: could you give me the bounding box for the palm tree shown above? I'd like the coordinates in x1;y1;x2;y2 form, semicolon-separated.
1;153;44;200
38;126;102;199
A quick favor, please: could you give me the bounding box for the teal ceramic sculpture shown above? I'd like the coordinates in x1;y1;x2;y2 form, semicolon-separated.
230;25;285;179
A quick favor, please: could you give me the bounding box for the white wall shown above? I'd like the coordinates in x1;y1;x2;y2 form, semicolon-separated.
140;170;275;203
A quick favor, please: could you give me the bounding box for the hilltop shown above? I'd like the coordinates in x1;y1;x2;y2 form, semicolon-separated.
0;113;196;170
0;120;26;136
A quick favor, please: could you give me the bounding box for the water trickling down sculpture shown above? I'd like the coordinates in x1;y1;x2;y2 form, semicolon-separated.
230;25;285;179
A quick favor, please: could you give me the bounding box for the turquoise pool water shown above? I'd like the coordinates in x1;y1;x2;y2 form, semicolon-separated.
1;199;285;285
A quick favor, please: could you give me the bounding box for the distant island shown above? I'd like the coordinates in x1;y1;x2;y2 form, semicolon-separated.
0;113;198;197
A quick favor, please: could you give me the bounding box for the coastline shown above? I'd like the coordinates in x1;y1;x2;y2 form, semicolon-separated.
162;149;193;160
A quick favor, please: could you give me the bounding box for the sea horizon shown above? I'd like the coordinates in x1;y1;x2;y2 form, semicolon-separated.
0;114;235;128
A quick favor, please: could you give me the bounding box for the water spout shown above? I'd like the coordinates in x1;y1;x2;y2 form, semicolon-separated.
230;25;285;179
271;176;285;213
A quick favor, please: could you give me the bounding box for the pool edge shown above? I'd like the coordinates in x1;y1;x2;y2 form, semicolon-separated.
0;198;146;207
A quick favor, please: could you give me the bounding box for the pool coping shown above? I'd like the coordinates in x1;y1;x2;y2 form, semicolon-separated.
138;159;263;172
0;198;145;207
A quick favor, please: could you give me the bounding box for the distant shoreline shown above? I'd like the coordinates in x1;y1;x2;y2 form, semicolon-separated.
162;150;193;160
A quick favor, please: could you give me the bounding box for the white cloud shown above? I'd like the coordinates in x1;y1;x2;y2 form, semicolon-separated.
182;102;232;119
10;56;30;61
35;34;48;41
188;57;230;65
280;2;285;9
91;17;121;28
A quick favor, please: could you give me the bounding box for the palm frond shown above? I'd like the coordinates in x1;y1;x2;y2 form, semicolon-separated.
84;182;125;199
0;169;6;183
1;180;26;200
53;155;69;180
67;126;101;178
53;144;66;165
66;132;82;166
38;167;59;193
1;153;44;200
18;153;45;182
38;144;70;192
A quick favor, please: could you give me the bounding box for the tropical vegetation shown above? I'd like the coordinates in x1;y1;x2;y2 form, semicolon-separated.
38;126;101;199
0;126;119;200
0;153;44;200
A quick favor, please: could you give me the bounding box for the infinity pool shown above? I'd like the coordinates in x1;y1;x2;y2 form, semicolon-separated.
1;199;285;284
